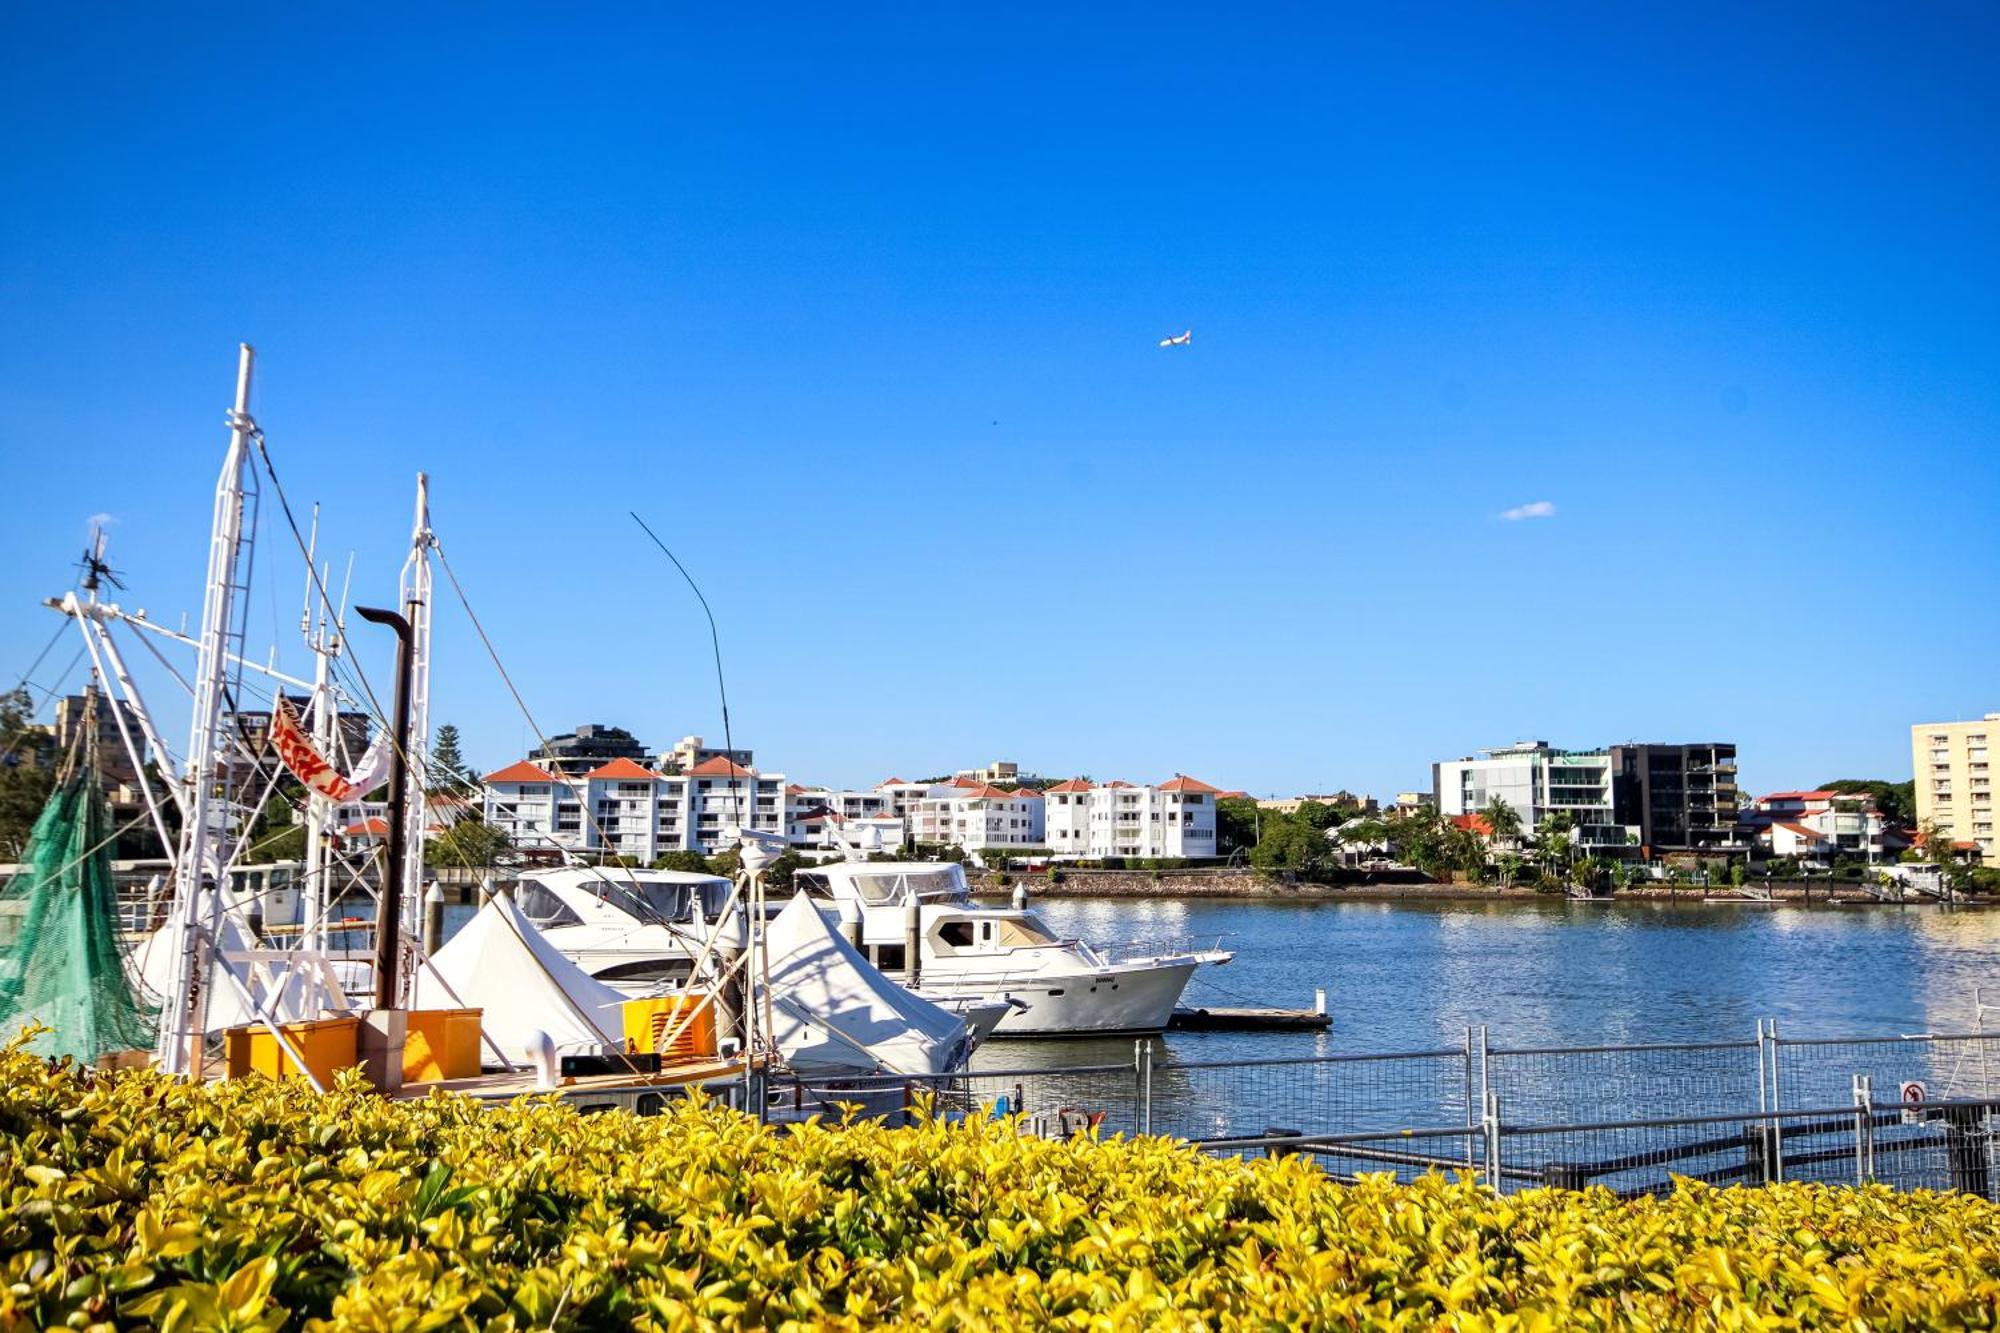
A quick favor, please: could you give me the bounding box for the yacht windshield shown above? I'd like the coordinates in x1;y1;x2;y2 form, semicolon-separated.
846;868;967;904
589;879;692;922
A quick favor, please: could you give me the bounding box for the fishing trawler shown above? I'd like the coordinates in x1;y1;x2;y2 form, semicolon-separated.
7;344;971;1105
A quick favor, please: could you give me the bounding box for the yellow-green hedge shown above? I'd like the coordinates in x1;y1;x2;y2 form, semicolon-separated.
4;1041;2000;1330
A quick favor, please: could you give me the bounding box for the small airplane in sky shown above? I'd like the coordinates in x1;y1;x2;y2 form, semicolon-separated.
1158;329;1192;348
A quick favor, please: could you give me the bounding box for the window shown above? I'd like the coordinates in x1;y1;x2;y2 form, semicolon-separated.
515;882;582;929
938;921;975;948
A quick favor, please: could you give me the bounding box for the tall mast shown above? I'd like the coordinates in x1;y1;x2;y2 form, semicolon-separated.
396;474;434;1004
157;343;259;1076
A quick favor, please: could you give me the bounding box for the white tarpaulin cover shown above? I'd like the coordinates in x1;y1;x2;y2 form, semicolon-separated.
415;892;626;1060
764;894;970;1076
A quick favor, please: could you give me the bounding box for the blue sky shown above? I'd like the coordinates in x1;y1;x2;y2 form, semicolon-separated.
3;4;1996;799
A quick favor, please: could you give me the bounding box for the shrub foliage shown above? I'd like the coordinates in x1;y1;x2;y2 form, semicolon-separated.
4;1039;2000;1329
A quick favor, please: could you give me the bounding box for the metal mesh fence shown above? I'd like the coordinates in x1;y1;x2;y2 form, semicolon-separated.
767;1062;1145;1138
1197;1124;1485;1184
1485;1038;1762;1124
1773;1033;2000;1114
760;1023;2000;1200
1149;1048;1472;1145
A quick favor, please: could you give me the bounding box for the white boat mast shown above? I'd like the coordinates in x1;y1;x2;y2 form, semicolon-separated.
157;344;260;1076
395;473;434;1004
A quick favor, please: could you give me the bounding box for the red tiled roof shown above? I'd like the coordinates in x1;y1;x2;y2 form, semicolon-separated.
876;777;906;788
484;760;556;784
1774;822;1820;839
1158;774;1222;793
948;776;983;788
688;756;755;778
586;757;660;780
785;784;812;795
1216;790;1250;801
1450;813;1493;836
1044;779;1093;793
1760;790;1835;803
1103;780;1134;789
342;817;390;838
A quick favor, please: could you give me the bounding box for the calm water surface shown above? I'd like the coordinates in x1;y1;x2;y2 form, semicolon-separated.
974;896;2000;1070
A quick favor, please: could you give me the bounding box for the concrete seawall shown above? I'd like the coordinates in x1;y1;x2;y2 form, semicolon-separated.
970;868;1973;906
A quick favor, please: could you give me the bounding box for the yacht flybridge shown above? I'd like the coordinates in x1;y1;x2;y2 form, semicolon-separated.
795;861;1232;1036
510;866;738;995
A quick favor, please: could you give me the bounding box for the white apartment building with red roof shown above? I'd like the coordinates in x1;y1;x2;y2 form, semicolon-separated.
481;752;788;860
1044;775;1222;859
1746;789;1902;865
906;782;1045;851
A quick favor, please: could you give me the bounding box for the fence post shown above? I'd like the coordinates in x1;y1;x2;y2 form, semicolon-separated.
1462;1025;1477;1173
1773;1030;1790;1182
1941;1104;1992;1198
1481;1089;1503;1191
1134;1038;1154;1136
1852;1074;1874;1185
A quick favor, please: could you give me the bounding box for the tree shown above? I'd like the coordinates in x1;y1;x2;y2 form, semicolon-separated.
651;849;714;875
1444;824;1488;880
431;723;473;792
426;817;509;869
0;687;54;862
1819;779;1915;828
1481;796;1523;845
1535;811;1574;884
1216;797;1262;857
1248;815;1337;881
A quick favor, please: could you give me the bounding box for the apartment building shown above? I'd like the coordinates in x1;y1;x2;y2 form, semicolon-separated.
1434;742;1638;853
482;753;787;860
1043;775;1222;859
909;783;1046;851
1912;714;1999;866
659;734;754;775
784;784;900;850
1608;743;1746;854
529;724;650;776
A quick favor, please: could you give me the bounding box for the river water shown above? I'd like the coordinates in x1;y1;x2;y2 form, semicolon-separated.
974;896;2000;1070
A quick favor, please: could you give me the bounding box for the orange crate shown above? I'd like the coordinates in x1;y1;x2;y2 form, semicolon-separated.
621;993;717;1060
403;1007;483;1082
224;1016;360;1085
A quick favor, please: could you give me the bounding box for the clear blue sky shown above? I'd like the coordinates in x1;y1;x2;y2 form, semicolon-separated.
3;5;1996;799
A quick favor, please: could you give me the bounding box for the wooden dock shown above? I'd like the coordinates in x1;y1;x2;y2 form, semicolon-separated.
1169;1005;1330;1033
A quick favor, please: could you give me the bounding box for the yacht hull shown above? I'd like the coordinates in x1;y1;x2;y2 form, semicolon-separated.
918;958;1199;1036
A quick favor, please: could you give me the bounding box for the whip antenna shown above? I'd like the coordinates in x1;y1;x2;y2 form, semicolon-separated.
629;511;736;773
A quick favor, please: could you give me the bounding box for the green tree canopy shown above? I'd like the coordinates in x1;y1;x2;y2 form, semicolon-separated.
430;723;474;792
1818;779;1915;827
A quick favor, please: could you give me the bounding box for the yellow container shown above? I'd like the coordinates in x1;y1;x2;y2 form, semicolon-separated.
403;1008;483;1083
224;1016;360;1085
622;992;718;1060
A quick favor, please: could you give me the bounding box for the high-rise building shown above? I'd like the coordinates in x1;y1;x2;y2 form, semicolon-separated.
1911;714;1998;866
1608;743;1745;854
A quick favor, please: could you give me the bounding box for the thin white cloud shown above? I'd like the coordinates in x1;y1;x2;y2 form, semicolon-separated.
1499;500;1556;522
86;512;118;533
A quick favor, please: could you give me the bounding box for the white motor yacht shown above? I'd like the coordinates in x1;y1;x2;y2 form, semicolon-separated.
795;861;1231;1036
510;866;739;995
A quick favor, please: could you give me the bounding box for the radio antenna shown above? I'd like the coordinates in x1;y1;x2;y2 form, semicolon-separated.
630;511;736;774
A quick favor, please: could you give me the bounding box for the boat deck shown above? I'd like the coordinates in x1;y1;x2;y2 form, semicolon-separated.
403;1057;744;1105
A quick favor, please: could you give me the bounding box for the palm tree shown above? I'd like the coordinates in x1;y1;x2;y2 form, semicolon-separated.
1536;811;1575;885
1481;796;1523;848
